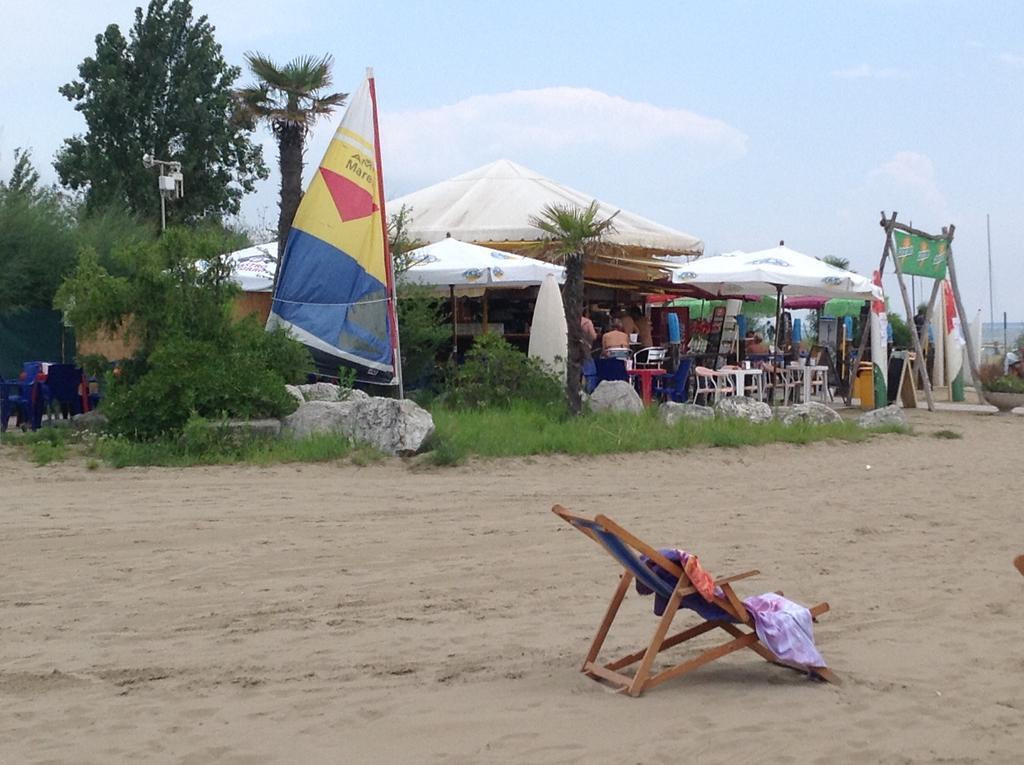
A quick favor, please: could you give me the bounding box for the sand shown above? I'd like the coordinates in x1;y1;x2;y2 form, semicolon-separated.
2;408;1023;764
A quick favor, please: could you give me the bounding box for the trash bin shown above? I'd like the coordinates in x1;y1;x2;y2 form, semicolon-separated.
853;362;874;409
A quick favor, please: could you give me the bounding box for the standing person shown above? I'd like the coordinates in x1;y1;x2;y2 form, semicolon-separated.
619;309;639;339
630;305;653;347
580;307;598;350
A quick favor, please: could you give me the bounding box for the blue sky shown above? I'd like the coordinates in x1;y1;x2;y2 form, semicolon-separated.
2;1;1022;320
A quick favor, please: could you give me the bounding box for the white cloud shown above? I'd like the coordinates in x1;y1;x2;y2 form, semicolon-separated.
869;151;946;212
376;86;748;188
831;64;908;80
998;52;1024;68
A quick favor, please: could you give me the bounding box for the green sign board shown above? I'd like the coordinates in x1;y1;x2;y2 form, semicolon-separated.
893;232;948;279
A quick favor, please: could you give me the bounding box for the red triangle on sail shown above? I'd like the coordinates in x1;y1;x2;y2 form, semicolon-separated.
320;167;378;222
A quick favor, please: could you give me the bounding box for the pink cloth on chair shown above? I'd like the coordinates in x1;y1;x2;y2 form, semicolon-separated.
742;592;825;669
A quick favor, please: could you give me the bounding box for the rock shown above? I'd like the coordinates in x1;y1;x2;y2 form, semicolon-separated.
347;397;435;456
296;382;353;402
778;401;843;426
857;405;907;428
715;396;773;423
222;419;282;439
658;401;714;425
588;380;643;414
279;396;434;455
70;409;108;432
280;400;362;439
284;384;305;406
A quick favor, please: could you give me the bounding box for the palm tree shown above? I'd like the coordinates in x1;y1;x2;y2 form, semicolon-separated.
236;53;347;285
530;201;618;415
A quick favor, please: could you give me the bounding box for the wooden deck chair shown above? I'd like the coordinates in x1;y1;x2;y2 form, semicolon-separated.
551;505;836;696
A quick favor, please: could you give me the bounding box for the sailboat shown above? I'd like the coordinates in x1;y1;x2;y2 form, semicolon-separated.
267;68;403;394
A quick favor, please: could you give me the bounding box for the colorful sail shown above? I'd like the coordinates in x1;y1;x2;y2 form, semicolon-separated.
267;72;400;384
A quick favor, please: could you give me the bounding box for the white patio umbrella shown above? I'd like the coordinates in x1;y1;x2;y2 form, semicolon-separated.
222;242;277;292
670;245;882;352
401;237;565;357
401;236;565;291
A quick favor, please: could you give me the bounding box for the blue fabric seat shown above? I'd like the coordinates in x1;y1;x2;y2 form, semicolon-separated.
46;364;87;418
595;358;628;384
652;357;694;403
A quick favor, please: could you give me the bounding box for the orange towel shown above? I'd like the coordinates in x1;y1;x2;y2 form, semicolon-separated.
682;553;716;602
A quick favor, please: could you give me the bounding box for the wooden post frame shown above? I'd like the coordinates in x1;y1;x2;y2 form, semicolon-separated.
884;214;935;412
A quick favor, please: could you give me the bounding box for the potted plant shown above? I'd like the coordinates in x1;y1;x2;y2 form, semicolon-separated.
979;364;1024;412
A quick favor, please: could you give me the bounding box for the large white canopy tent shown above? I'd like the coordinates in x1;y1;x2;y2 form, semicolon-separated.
388;159;703;287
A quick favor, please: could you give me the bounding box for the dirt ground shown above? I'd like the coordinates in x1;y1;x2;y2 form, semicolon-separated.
2;408;1022;764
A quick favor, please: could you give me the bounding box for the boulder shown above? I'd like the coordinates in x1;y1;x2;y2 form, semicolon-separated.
70;409;109;433
856;405;907;428
778;401;843;426
295;382;373;403
658;401;714;425
588;380;643;414
346;397;435;456
715;396;773;423
296;381;342;401
284;384;305;406
279;396;435;455
222;418;282;439
280;400;362;440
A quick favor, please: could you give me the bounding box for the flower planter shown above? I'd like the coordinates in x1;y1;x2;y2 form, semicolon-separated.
984;391;1024;413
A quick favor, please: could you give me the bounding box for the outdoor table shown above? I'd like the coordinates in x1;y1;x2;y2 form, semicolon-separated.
627;367;667;405
720;367;764;401
786;364;829;403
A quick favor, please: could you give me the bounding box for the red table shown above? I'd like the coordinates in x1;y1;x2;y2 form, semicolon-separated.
627;367;667;405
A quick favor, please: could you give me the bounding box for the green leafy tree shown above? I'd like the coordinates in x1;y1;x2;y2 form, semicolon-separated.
0;150;77;310
55;227;310;438
55;0;267;222
529;201;618;415
235;52;346;276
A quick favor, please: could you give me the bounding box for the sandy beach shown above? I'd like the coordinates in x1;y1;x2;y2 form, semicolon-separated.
2;408;1022;764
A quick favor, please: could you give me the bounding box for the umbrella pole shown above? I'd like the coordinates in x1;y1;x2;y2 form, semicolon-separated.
773;285;784;355
450;285;458;359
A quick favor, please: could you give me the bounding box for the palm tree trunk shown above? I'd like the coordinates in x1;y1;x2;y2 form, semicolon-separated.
274;123;305;290
563;252;585;415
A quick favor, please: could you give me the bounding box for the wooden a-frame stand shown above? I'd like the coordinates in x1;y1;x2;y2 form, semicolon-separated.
847;212;988;411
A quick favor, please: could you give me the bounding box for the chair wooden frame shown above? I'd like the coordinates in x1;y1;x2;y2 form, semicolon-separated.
552;505;836;696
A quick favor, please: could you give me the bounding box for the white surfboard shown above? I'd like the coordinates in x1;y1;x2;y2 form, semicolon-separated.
528;273;568;382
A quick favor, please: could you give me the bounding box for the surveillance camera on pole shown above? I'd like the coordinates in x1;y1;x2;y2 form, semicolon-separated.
142;154;184;231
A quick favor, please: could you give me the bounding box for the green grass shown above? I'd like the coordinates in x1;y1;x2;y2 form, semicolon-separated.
92;431;375;468
932;428;963;440
2;427;71;465
427;402;909;465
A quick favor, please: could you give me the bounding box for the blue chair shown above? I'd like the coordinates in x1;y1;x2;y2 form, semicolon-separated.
1;378;43;431
551;505;835;696
595;358;628;384
652;357;694;403
46;364;88;419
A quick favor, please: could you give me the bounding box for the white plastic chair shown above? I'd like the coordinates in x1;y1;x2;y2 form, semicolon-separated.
693;366;732;404
632;347;666;369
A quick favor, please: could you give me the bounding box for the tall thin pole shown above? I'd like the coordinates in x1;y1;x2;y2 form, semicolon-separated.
987;213;994;336
367;67;404;398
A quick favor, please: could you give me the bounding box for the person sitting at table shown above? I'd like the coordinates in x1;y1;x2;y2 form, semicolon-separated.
747;333;769;354
629;305;653;347
601;318;631;358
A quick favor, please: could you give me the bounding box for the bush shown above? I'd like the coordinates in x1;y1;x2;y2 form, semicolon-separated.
102;333;302;439
56;226;312;439
978;363;1024;393
397;284;449;389
442;332;564;410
